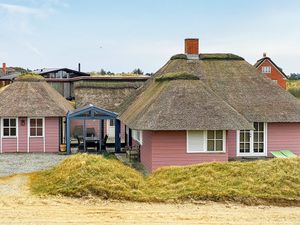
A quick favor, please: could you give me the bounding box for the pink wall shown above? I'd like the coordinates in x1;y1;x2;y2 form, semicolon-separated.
1;117;61;153
141;131;228;171
18;117;27;152
45;117;59;152
140;131;153;171
227;130;237;158
268;123;300;156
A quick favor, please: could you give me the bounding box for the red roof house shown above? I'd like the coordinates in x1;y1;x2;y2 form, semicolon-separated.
254;53;288;89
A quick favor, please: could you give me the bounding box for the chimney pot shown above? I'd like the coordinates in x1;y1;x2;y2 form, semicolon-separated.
185;38;199;55
78;63;81;72
263;52;267;57
2;63;6;75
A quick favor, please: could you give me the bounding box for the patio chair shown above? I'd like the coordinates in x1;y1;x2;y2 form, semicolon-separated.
73;125;83;139
77;137;84;152
99;135;108;152
126;145;140;161
280;150;297;158
86;128;96;137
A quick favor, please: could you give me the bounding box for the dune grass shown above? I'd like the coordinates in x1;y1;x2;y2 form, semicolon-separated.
29;154;300;205
30;154;145;200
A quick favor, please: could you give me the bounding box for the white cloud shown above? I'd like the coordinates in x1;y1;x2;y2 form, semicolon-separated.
0;3;44;16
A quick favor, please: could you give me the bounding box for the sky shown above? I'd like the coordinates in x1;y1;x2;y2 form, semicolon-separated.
0;0;299;74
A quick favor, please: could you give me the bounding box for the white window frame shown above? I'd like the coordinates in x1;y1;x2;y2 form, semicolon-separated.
236;123;268;157
186;130;226;153
132;129;143;145
29;118;45;138
1;117;18;138
262;66;271;74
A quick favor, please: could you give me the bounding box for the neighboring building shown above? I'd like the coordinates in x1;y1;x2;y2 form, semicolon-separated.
120;39;300;171
32;67;90;99
0;75;73;153
0;63;22;88
254;53;287;89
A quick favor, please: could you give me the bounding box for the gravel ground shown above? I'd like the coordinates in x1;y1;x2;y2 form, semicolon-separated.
0;153;69;177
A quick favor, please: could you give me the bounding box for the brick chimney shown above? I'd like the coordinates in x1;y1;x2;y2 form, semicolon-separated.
2;63;6;75
184;38;199;59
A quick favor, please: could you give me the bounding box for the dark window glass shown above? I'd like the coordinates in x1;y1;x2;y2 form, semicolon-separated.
10;128;16;136
3;119;9;127
36;119;43;127
3;128;9;136
10;119;16;127
36;128;43;136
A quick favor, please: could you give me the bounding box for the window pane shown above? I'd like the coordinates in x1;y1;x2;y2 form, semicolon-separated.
207;131;214;139
10;119;16;127
10;128;16;136
110;119;115;126
216;130;223;139
245;143;250;152
254;132;258;142
245;132;250;142
240;143;244;152
30;128;36;136
254;143;258;152
207;140;214;151
3;128;9;136
30;119;36;127
254;122;258;130
240;132;244;142
258;122;263;131
216;140;223;151
37;128;43;136
259;143;264;152
36;119;43;127
259;132;264;142
3;119;9;127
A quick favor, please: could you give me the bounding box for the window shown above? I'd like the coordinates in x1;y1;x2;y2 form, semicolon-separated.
272;80;278;84
207;130;224;151
262;66;271;73
30;118;43;137
187;130;225;153
2;118;17;137
237;122;267;156
132;129;143;144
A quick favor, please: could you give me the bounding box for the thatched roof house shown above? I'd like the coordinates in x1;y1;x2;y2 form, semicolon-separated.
120;38;300;171
0;74;73;117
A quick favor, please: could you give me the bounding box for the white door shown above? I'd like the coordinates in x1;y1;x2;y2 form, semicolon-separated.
107;119;115;138
237;122;267;157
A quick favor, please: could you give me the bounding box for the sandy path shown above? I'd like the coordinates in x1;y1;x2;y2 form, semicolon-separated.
0;175;299;225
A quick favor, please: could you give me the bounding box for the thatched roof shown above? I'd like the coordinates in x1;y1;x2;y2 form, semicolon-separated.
0;74;73;117
74;80;145;112
119;53;300;130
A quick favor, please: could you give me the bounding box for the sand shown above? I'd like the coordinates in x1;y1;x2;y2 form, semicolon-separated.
0;175;299;225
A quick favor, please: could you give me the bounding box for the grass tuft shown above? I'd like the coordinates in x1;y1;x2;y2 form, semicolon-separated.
155;72;199;81
29;155;300;205
15;73;45;81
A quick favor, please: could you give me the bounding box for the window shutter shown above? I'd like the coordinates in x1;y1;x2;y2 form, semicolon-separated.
187;131;205;153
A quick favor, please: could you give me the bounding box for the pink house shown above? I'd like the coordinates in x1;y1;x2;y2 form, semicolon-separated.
120;39;300;171
0;75;73;153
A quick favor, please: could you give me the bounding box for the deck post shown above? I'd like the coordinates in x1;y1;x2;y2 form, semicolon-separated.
66;113;71;154
115;119;121;153
101;120;104;140
128;128;132;146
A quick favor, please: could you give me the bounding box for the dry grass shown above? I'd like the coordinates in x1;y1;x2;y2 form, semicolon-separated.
29;155;300;205
15;73;45;81
155;72;199;81
30;154;145;200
